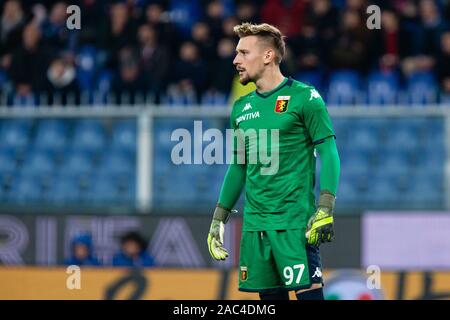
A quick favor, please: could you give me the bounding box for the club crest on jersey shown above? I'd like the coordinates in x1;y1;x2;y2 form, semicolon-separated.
274;96;290;113
240;266;248;281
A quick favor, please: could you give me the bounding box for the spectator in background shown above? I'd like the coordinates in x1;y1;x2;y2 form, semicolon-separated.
111;46;147;105
203;37;236;104
112;231;155;268
41;2;77;52
372;9;412;72
172;41;207;103
221;15;239;38
437;31;450;95
191;21;216;61
102;2;137;69
45;56;80;105
260;0;305;38
8;22;49;101
0;0;26;60
137;23;170;104
290;18;323;73
144;3;180;52
205;0;226;40
329;9;372;73
78;0;105;46
235;0;260;24
65;234;101;266
414;0;448;56
305;0;338;48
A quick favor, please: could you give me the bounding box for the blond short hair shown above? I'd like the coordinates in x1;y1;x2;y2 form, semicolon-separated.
233;22;286;64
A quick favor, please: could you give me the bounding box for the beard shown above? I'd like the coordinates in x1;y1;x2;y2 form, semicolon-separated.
238;70;252;85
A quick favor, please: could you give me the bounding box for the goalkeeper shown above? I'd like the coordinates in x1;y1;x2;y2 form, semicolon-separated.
207;23;340;300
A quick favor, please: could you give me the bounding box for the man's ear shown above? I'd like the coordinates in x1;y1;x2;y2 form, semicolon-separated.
263;48;275;65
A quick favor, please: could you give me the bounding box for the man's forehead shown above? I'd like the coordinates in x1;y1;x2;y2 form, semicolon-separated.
236;36;261;50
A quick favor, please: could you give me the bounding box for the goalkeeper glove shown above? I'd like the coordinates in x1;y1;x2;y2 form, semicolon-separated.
207;206;236;261
306;190;335;246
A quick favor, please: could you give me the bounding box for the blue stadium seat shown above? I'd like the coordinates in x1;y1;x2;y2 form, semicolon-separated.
384;123;420;150
295;71;323;91
169;0;201;37
339;150;371;175
406;72;437;105
20;150;55;176
351;126;379;151
366;175;399;205
366;71;399;105
33;119;68;153
201;91;228;106
336;175;360;205
0;150;16;174
72;119;106;153
0;119;31;151
8;175;42;203
376;151;410;175
98;150;134;178
46;174;81;204
60;150;94;175
405;173;442;205
111;119;137;155
88;174;135;204
327;70;360;105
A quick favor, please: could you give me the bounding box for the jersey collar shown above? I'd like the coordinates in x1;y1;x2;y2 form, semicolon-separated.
255;77;290;98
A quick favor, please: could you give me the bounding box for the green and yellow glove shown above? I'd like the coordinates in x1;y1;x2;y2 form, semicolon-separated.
207;206;236;260
306;190;335;246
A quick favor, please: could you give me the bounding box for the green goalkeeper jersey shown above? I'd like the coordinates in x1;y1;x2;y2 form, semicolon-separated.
230;77;335;231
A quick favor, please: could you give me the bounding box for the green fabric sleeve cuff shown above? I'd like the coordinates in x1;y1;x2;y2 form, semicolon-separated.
315;136;340;197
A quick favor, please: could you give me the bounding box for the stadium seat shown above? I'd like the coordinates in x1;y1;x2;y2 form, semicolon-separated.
33;119;68;153
0;119;31;151
98;150;134;178
8;175;42;203
60;150;94;175
88;174;135;204
406;72;437;105
327;70;360;105
71;119;106;153
295;71;323;91
46;174;82;204
20;150;55;176
111;119;137;155
366;71;399;105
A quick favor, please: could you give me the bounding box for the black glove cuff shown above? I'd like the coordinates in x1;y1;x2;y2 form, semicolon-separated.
318;190;335;213
213;206;231;224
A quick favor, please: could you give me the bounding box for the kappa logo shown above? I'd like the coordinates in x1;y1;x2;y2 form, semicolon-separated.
312;267;323;278
242;103;252;112
309;89;321;101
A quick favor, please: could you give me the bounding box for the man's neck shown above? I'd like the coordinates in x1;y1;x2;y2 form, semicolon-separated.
255;67;285;94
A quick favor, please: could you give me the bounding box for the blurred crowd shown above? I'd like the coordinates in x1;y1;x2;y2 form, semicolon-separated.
0;0;449;106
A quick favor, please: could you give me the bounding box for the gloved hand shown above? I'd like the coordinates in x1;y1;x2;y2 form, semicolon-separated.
207;206;236;260
306;190;335;246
